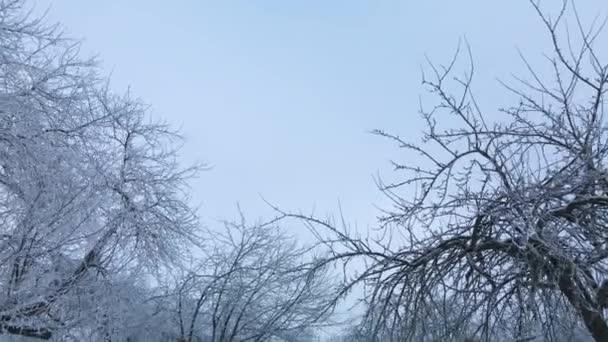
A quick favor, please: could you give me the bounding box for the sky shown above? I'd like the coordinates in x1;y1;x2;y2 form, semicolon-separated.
33;0;606;242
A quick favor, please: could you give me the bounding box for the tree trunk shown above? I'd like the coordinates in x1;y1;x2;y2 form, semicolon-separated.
558;275;608;342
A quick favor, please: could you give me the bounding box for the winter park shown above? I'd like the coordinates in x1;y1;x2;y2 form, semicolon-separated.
2;0;608;341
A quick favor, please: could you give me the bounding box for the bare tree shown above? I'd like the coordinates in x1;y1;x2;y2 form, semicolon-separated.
172;215;335;342
0;0;201;339
282;1;608;341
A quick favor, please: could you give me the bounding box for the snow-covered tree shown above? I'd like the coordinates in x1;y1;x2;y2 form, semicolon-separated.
0;0;200;339
171;216;335;342
286;1;608;341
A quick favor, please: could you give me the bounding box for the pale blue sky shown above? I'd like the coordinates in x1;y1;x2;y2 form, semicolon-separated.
35;1;606;237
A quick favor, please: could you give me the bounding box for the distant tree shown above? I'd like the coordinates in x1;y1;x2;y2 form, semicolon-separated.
284;1;608;341
0;0;200;339
171;215;335;342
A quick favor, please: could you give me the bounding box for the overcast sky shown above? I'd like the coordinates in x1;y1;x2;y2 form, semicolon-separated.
35;0;607;240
